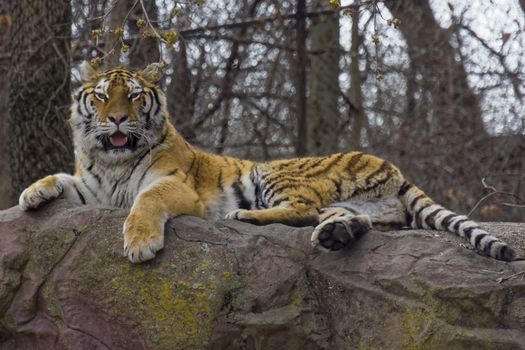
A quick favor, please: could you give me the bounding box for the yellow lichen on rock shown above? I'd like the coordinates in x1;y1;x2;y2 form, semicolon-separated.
104;255;231;349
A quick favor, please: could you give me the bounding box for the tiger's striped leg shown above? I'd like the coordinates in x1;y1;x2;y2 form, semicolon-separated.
311;207;372;251
19;173;87;210
225;206;319;227
123;176;206;263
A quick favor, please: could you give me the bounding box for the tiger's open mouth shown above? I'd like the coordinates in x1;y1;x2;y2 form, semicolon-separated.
110;131;128;147
101;131;138;151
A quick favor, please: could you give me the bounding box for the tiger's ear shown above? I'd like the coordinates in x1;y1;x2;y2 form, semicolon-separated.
79;60;99;83
138;62;165;83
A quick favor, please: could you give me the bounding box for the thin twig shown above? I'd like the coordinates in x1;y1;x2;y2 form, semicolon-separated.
468;178;525;216
139;0;167;59
88;0;121;21
497;271;525;284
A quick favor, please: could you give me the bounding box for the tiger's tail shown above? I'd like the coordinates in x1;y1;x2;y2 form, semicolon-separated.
398;182;516;262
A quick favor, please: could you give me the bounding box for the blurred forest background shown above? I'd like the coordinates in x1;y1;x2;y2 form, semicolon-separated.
0;0;524;221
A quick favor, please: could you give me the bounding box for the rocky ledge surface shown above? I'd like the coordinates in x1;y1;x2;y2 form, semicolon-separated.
0;200;524;349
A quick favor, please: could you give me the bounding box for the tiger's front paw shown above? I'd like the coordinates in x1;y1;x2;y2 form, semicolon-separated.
123;213;164;263
19;175;63;211
225;209;259;225
225;209;245;220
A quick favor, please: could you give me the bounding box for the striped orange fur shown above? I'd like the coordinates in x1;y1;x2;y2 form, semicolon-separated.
19;62;516;263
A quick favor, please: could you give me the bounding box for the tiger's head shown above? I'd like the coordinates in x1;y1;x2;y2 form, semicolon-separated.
71;61;167;163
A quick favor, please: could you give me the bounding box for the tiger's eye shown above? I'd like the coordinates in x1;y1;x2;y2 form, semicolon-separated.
129;92;141;100
95;93;107;101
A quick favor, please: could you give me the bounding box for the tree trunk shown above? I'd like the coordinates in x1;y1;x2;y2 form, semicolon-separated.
8;0;74;201
384;0;487;212
306;0;341;156
348;4;365;150
0;62;11;209
295;0;307;156
128;0;160;68
0;17;12;209
102;0;128;67
385;0;486;142
168;40;197;142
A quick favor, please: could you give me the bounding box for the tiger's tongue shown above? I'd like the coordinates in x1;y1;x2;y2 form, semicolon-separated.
109;133;128;147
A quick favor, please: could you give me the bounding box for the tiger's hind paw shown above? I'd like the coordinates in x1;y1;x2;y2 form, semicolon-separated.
311;214;372;251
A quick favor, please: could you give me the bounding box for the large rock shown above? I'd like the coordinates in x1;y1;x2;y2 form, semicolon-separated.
0;200;524;350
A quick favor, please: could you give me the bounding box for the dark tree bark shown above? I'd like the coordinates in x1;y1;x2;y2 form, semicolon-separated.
385;0;486;142
0;62;11;209
103;0;161;68
8;0;74;201
127;0;160;69
102;0;128;67
169;40;197;142
383;0;488;212
0;14;12;209
295;0;307;156
306;0;341;156
348;4;365;150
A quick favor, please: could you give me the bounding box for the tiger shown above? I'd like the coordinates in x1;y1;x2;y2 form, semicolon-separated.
19;61;517;263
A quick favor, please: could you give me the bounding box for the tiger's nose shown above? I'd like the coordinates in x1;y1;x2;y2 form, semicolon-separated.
108;115;128;125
